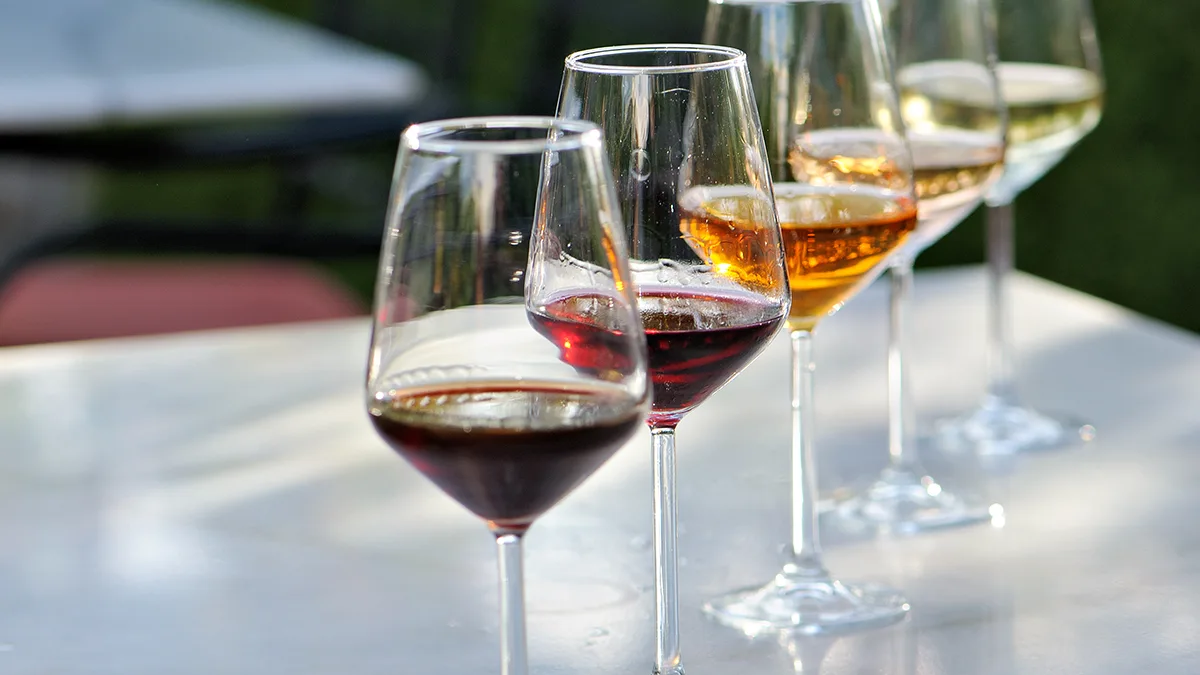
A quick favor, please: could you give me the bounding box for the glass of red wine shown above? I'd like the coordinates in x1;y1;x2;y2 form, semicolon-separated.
366;116;651;675
557;45;791;675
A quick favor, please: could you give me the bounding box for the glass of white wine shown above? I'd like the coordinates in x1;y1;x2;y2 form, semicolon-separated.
836;0;1007;532
934;0;1104;456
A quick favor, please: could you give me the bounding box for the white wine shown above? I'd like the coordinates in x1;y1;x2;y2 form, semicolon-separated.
994;63;1103;201
906;129;1004;254
898;60;1005;134
898;61;1102;203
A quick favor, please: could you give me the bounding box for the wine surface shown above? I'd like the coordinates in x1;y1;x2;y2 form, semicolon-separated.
680;183;915;332
995;63;1103;199
899;61;1101;201
528;294;640;379
370;381;642;531
639;289;783;424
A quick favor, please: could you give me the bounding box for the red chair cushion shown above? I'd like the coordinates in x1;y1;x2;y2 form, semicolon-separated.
0;258;366;345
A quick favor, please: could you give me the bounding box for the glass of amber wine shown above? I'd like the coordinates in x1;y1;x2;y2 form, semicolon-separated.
837;0;1007;532
558;44;791;671
704;0;915;634
934;0;1104;455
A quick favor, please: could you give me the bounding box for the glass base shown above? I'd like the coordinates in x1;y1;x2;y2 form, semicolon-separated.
934;397;1095;456
703;566;909;637
835;468;996;535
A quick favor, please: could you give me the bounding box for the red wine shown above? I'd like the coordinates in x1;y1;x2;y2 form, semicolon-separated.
639;289;783;425
369;382;643;532
527;294;639;378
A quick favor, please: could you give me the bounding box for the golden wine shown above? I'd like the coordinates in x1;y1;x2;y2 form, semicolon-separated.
906;129;1005;253
677;186;784;294
898;60;1004;134
899;61;1102;200
994;63;1103;198
680;184;916;332
787;128;911;190
1000;63;1103;149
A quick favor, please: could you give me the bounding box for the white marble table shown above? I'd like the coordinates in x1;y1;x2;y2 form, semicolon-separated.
0;0;428;130
2;266;1197;674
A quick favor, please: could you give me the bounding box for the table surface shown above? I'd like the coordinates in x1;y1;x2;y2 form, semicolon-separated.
0;0;428;131
2;266;1198;674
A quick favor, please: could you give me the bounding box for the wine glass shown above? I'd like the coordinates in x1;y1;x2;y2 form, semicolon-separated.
703;0;916;634
836;0;1007;532
933;0;1104;455
557;44;791;674
365;116;650;675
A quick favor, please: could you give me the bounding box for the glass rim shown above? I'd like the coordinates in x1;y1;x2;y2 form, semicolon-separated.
564;43;747;75
402;116;603;155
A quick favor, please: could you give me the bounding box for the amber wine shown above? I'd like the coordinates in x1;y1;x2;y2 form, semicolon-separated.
899;61;1102;202
681;183;916;332
787;128;911;190
906;129;1005;253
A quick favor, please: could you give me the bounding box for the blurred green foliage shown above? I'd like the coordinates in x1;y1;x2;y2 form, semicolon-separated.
96;0;1199;332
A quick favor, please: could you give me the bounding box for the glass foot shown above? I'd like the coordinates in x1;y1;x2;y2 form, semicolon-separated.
703;567;909;637
934;397;1095;456
835;468;998;535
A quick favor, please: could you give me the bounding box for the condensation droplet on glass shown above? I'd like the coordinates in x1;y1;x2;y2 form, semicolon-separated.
588;627;609;638
510;269;524;283
632;148;651;181
832;107;842;117
508;230;524;246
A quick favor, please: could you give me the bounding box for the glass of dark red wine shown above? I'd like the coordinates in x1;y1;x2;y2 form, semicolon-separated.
366;116;650;675
557;45;791;675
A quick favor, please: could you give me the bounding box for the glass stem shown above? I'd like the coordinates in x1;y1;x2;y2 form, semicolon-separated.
495;532;528;675
887;258;920;476
651;426;684;675
985;203;1016;407
788;329;828;578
